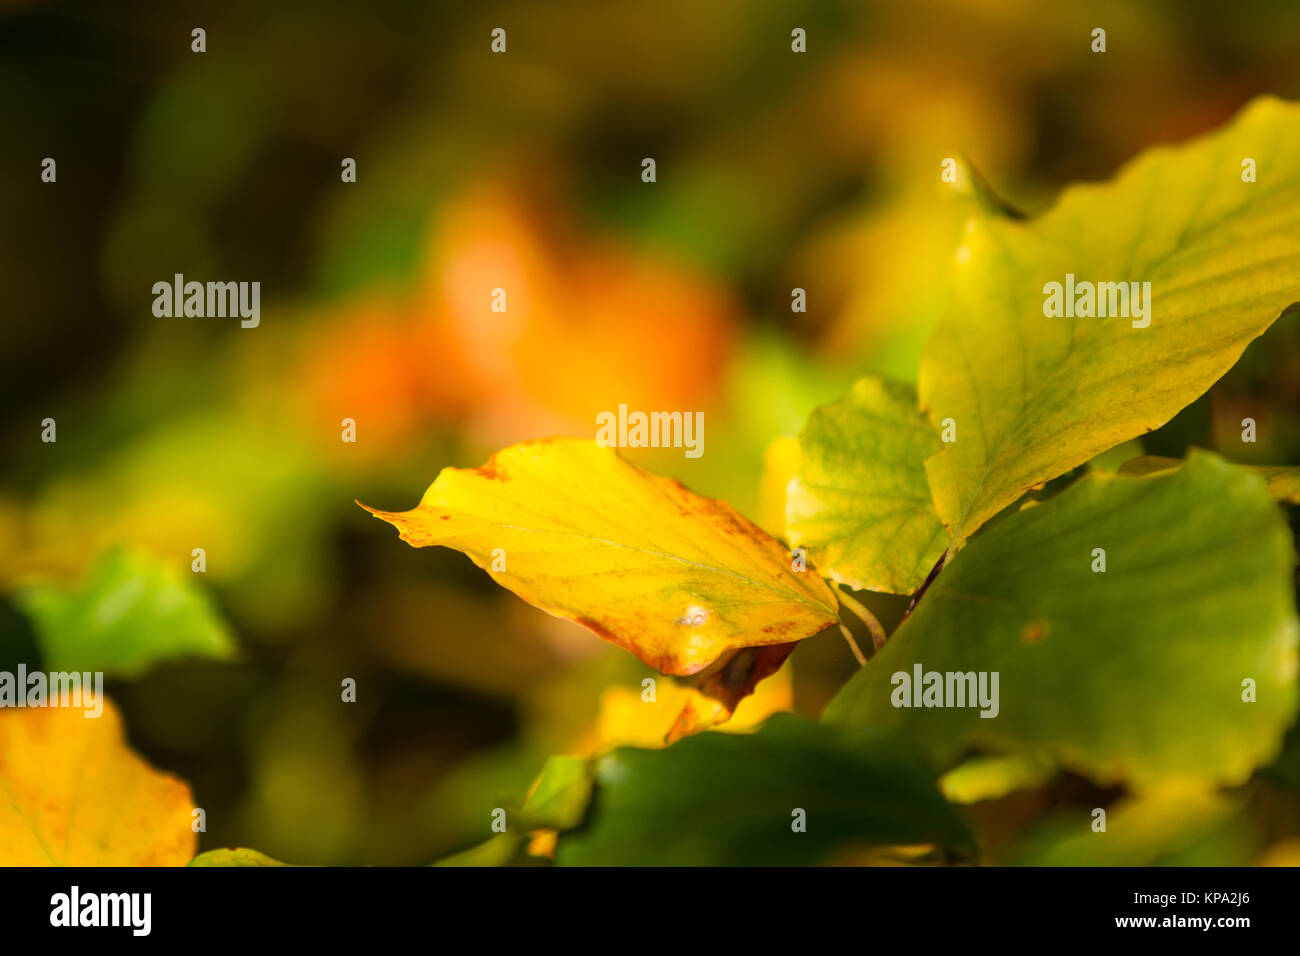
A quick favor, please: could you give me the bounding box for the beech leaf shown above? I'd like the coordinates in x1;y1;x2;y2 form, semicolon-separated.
922;97;1300;548
1120;455;1300;504
0;694;197;865
825;453;1300;788
362;438;841;721
786;375;946;594
554;715;974;866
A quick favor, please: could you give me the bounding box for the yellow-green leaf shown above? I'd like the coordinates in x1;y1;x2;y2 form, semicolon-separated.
922;96;1300;548
938;754;1053;805
787;376;946;594
362;438;840;716
521;755;592;831
0;694;197;865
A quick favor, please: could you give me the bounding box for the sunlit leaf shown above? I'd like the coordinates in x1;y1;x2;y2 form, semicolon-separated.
922;97;1300;548
363;438;840;723
591;664;793;752
0;694;196;865
787;376;946;594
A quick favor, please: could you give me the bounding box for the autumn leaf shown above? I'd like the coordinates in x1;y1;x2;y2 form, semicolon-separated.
922;96;1300;549
0;694;197;865
362;437;841;724
786;375;947;594
589;662;793;752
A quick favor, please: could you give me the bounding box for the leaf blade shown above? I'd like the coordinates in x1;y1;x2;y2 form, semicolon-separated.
0;695;196;865
15;547;235;679
922;97;1300;547
826;452;1300;788
363;438;840;718
787;375;947;594
555;715;973;866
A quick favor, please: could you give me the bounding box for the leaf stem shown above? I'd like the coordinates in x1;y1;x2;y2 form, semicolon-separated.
837;624;868;667
902;553;947;622
835;585;886;659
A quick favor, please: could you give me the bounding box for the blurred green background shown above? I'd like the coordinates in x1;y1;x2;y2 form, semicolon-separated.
2;0;1300;864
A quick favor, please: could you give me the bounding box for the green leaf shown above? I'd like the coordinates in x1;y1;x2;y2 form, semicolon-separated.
429;756;594;867
189;848;291;867
15;547;236;678
824;452;1299;789
554;714;973;866
922;96;1300;548
521;755;593;831
1120;455;1300;504
786;376;947;594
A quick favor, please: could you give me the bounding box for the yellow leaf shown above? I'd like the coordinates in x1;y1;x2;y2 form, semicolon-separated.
1257;466;1300;505
593;664;794;752
0;694;197;865
363;438;840;720
663;644;799;740
922;97;1300;549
